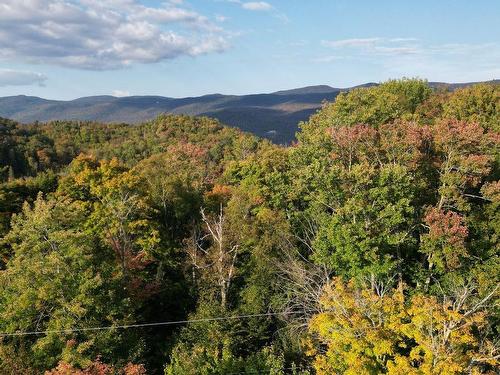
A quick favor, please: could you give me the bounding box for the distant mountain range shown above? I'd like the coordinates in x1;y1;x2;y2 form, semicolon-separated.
1;80;498;144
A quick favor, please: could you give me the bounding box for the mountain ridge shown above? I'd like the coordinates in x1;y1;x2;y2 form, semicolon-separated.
1;80;498;144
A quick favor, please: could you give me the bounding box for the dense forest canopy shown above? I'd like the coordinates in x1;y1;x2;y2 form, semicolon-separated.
0;79;498;374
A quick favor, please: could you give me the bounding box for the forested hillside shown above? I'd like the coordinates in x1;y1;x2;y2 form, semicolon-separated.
0;79;498;374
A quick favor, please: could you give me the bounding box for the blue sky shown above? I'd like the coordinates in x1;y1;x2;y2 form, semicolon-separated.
0;0;499;99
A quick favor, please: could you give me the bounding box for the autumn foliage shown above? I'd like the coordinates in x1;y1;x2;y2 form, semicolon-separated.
0;80;498;374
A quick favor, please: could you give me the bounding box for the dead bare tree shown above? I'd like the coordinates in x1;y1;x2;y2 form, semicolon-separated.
273;212;332;333
276;248;332;334
186;205;239;309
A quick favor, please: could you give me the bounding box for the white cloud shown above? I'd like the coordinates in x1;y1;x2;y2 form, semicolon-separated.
321;37;420;49
317;36;500;81
373;46;419;56
112;89;130;97
0;0;229;70
289;40;308;47
311;55;345;63
379;47;500;83
241;2;272;11
0;69;47;87
321;37;499;59
321;37;422;57
223;0;288;23
322;38;381;48
215;14;229;22
226;0;273;11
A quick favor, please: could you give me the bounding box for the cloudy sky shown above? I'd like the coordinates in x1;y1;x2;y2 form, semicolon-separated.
0;0;499;99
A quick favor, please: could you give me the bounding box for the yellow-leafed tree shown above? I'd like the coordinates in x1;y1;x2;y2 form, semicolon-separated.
308;278;499;375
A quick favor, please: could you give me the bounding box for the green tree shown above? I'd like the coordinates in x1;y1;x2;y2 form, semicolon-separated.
0;195;118;370
298;78;432;145
443;83;500;132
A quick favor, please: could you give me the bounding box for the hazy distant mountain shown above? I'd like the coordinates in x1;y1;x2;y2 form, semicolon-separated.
1;80;497;144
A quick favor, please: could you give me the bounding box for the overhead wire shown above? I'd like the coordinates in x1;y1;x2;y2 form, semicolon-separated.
228;366;313;375
0;311;298;338
227;366;312;375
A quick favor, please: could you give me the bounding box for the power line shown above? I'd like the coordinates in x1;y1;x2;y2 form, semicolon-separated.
228;366;312;375
0;311;297;338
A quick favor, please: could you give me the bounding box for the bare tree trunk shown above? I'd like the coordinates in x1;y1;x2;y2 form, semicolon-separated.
198;205;239;310
424;259;433;291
